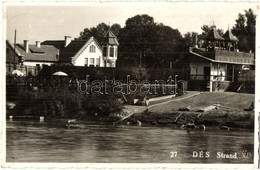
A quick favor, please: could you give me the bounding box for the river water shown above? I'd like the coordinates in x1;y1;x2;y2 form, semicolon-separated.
6;120;254;163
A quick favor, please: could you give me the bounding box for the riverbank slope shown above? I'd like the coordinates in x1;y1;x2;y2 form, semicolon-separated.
123;92;254;130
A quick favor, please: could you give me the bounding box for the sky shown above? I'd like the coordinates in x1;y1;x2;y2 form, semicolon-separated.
4;1;259;44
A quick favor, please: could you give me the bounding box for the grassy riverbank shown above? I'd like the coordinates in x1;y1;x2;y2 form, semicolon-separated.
123;92;255;130
7;86;255;130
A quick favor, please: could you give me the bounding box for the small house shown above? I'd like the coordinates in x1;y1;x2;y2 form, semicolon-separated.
188;28;254;92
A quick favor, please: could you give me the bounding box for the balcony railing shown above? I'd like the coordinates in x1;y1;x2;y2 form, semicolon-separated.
192;48;254;64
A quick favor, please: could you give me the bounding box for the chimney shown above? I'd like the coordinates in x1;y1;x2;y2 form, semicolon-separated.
36;41;41;48
24;40;29;53
194;35;198;48
64;36;72;47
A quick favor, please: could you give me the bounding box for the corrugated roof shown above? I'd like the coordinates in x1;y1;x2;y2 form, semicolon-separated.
205;28;224;41
15;44;59;62
223;30;239;42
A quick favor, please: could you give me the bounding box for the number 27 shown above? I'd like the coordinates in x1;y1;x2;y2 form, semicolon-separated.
170;151;177;158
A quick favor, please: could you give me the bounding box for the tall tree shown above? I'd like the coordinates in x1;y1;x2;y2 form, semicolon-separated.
184;32;200;47
110;23;121;37
78;23;121;42
201;25;224;37
232;9;256;52
117;14;185;68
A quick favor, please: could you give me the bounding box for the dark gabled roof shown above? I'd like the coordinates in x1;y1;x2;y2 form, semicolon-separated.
59;41;87;62
6;40;21;63
41;40;65;49
223;30;239;42
100;30;119;46
205;28;224;41
15;44;59;62
59;37;102;63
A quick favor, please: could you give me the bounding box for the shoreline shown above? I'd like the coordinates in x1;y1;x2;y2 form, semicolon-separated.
113;91;255;130
6;116;254;132
6;91;255;131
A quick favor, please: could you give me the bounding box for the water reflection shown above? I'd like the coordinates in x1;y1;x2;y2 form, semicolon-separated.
6;121;254;163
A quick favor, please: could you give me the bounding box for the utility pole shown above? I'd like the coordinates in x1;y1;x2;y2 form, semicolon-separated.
13;29;17;68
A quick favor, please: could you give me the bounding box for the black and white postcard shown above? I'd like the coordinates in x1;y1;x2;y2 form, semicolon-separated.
1;1;259;169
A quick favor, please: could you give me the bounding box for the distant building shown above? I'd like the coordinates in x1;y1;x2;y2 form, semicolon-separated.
43;30;119;67
6;40;59;75
58;36;104;67
188;27;254;92
6;30;119;75
100;30;119;67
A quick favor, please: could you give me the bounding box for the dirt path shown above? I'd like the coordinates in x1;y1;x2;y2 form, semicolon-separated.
114;91;202;124
148;92;201;109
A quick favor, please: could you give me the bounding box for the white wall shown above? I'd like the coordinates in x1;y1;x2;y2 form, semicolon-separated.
190;62;228;81
102;45;118;67
74;41;103;67
23;61;54;66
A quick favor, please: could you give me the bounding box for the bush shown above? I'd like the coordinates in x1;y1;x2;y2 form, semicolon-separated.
13;88;123;119
81;94;123;117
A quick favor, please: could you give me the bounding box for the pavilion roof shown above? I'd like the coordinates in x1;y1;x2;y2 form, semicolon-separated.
223;30;239;42
205;28;224;41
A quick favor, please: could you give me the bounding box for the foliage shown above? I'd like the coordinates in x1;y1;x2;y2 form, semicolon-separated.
188;25;225;48
78;22;122;42
231;9;256;52
130;67;150;81
201;25;224;37
81;94;123;117
14;88;123;118
184;32;200;47
117;14;186;68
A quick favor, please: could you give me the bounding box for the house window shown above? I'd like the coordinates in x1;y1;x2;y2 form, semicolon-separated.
96;58;100;67
85;58;88;66
103;47;107;56
89;58;94;67
110;47;114;57
6;48;9;54
89;45;96;53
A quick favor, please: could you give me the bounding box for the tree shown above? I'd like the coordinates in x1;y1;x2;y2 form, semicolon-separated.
201;25;224;37
78;23;121;42
117;14;185;68
192;25;224;48
184;32;200;47
232;9;256;52
110;23;121;37
183;25;223;49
